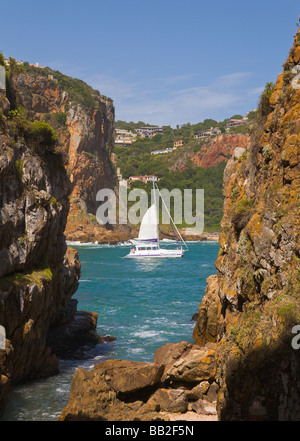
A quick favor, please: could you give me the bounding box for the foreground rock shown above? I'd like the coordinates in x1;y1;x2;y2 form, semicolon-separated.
59;342;218;421
59;360;167;421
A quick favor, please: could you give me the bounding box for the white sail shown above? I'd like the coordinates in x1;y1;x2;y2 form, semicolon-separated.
125;177;187;259
138;203;159;242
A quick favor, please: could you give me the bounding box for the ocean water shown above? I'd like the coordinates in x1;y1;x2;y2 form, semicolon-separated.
0;240;219;421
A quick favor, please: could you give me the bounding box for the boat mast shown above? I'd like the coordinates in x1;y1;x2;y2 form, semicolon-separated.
152;176;160;247
155;183;188;251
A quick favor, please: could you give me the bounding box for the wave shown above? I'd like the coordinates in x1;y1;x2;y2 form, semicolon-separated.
130;348;144;354
131;330;160;339
66;240;132;247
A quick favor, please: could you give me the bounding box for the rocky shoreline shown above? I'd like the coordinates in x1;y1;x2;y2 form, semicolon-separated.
59;341;218;421
65;226;220;245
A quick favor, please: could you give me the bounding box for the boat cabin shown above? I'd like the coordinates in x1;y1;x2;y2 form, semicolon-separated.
133;246;159;252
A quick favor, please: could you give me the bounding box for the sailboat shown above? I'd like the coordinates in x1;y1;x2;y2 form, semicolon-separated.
125;178;188;259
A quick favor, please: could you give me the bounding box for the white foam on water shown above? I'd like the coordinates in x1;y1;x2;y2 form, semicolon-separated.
66;240;132;248
55;387;65;394
131;330;160;339
130;348;144;354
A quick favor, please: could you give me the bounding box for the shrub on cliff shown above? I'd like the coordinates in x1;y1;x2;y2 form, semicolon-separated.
232;197;255;236
52;70;97;108
7;106;31;139
27;120;58;151
0;110;5;129
43;112;67;129
257;82;275;119
0;52;5;66
7;106;58;151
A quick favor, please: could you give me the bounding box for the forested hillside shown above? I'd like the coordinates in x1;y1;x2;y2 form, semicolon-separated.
129;163;225;232
114;115;254;232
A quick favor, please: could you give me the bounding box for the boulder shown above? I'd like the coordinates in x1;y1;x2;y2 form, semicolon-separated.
59;359;167;421
163;345;216;383
186;381;210;401
47;306;115;358
206;382;219;403
153;341;192;366
146;388;187;413
192;399;217;416
233;147;246;160
94;359;164;394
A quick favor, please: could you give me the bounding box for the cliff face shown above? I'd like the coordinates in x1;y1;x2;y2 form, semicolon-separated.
191;134;249;169
0;131;82;412
168;134;249;173
194;29;300;420
0;63;116;413
0;135;70;278
11;66;118;243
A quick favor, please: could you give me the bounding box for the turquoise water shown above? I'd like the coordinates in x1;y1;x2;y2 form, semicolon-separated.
0;241;219;421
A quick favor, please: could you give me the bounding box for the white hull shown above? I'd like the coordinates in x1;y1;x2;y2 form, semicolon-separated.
124;179;188;260
125;247;184;259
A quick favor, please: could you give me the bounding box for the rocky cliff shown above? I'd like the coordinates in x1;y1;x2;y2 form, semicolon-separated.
168;134;249;173
193;28;300;420
191;134;249;169
8;63;131;243
0;65;106;414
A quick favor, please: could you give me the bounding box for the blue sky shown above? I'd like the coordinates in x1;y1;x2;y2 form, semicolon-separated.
0;0;299;127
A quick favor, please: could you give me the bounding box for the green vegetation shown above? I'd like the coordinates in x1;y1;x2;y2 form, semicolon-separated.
114;130;205;179
128;162;225;232
231;197;256;236
43;112;67;129
6;106;58;151
21;62;112;109
233;197;255;216
114;113;255;180
114;113;256;232
0;110;5;130
15;159;24;184
114;113;257;232
228;302;263;349
50;69;99;108
0;266;54;292
115;114;254;147
115;121;155;131
162;163;225;231
29;120;58;149
257;82;275;119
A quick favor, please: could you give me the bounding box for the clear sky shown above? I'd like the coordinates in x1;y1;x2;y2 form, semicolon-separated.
0;0;299;127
